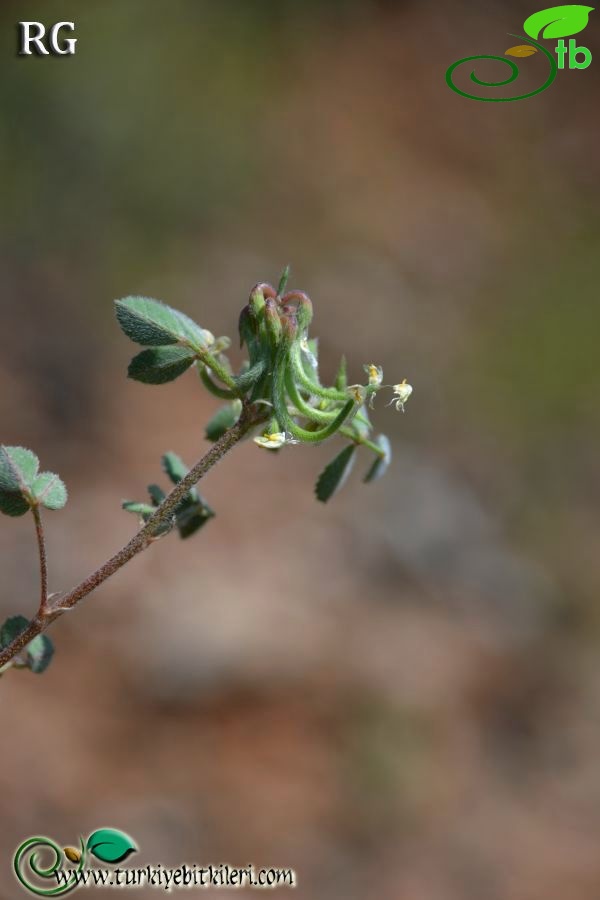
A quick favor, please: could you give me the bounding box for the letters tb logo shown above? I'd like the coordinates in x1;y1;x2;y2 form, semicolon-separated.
18;22;77;56
555;37;593;67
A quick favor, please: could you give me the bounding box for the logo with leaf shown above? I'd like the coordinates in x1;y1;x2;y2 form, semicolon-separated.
446;4;594;101
14;828;137;895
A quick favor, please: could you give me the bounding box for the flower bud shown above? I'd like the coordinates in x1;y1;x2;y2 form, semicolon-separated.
281;291;313;332
280;313;298;345
264;297;282;345
249;287;266;319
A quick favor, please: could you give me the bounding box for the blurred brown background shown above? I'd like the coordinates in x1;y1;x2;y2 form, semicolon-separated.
1;1;600;898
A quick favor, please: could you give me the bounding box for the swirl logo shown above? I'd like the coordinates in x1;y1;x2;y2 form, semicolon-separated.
446;4;594;101
13;829;137;896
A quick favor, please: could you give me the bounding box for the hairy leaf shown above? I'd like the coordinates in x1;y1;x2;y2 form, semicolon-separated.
115;296;212;350
277;265;291;296
204;401;242;442
234;360;266;394
127;346;197;384
122;500;155;519
335;355;348;391
161;452;188;485
147;484;165;505
0;446;39;491
0;492;31;517
175;494;215;539
363;434;392;484
32;472;68;510
26;634;54;674
122;500;172;536
315;445;356;503
0;615;29;648
0;446;39;517
523;4;593;39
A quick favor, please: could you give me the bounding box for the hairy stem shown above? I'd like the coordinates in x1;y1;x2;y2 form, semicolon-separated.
0;406;263;670
32;505;48;611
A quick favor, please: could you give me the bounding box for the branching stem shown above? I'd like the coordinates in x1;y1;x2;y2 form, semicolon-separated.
0;404;265;671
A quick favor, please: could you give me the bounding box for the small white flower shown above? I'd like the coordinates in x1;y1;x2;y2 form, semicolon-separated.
363;363;383;387
254;432;287;450
347;384;367;406
388;379;413;412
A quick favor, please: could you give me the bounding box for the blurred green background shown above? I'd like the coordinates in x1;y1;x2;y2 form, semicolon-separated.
2;1;600;898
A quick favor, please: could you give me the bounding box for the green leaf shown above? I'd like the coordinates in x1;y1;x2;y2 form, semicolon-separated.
122;500;172;536
122;500;155;519
0;448;66;517
147;484;165;505
175;494;215;539
31;472;68;510
0;492;31;517
523;4;593;39
315;445;356;503
204;401;242;442
26;634;54;674
335;355;347;391
161;452;188;485
0;446;39;515
277;265;291;296
115;296;213;350
127;346;197;384
86;829;137;864
363;434;392;484
0;446;39;491
0;615;29;648
234;360;266;394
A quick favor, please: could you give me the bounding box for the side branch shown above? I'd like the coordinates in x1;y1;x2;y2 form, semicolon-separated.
32;506;48;611
0;405;262;670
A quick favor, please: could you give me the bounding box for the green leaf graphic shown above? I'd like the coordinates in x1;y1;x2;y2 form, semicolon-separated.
86;829;137;864
315;445;356;503
127;346;197;384
523;5;594;39
115;296;212;350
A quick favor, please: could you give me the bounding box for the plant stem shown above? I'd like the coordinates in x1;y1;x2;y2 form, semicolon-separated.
0;405;263;671
339;427;387;457
32;505;48;612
